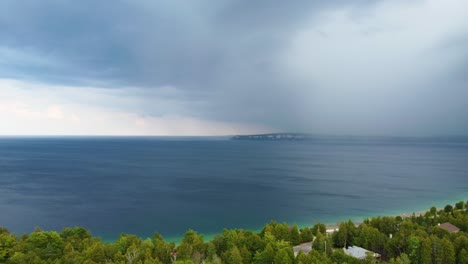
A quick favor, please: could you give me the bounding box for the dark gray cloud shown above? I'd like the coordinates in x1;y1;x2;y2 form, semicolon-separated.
1;0;467;135
0;0;324;86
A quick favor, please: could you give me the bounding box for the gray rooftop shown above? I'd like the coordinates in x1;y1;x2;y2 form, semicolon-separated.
344;246;380;259
293;242;312;256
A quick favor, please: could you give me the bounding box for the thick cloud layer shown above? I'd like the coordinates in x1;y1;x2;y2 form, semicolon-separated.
0;0;467;135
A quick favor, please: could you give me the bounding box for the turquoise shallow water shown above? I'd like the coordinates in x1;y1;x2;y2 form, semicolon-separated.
0;136;467;242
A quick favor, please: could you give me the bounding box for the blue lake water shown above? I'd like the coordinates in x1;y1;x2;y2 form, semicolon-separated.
0;136;467;241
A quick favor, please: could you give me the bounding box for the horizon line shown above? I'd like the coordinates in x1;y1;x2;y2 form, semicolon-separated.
1;133;468;139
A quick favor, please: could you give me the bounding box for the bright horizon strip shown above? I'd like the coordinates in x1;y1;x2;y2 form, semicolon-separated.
0;79;273;136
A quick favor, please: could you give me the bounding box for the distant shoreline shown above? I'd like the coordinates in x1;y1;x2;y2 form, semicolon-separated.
231;133;468;141
323;208;439;232
140;197;466;244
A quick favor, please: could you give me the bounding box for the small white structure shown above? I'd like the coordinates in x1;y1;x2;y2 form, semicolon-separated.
344;246;380;260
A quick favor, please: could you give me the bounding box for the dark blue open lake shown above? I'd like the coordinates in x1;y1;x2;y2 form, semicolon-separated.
0;136;467;241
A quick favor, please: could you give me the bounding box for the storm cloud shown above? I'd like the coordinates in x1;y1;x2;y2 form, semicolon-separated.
1;0;467;135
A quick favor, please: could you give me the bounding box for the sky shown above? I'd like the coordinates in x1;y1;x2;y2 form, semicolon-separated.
0;0;467;136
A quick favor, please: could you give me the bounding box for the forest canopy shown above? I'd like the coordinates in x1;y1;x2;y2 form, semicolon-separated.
0;201;467;264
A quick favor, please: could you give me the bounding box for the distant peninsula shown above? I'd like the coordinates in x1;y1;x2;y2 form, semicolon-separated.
231;133;313;141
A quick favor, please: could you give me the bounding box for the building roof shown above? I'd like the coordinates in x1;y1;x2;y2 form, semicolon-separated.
344;246;380;260
293;242;312;256
439;222;460;233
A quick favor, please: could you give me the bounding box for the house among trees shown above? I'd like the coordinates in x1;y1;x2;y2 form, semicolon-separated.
438;222;460;233
344;246;381;260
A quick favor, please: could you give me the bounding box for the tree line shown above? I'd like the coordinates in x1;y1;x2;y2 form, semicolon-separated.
0;201;467;263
